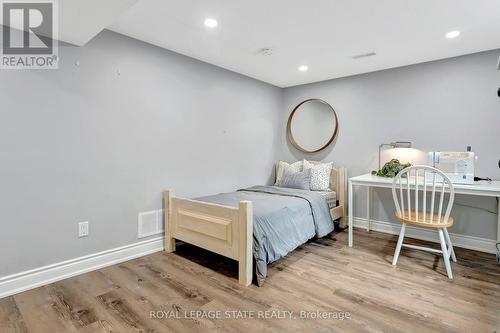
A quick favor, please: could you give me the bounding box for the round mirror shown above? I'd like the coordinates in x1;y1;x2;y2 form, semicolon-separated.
287;99;338;153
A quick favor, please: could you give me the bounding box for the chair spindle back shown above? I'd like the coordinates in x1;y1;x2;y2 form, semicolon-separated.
392;166;455;225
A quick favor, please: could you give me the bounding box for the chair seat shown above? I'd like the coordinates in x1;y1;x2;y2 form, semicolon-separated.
395;209;454;228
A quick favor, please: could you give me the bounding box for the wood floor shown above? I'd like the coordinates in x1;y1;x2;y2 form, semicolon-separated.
1;229;499;333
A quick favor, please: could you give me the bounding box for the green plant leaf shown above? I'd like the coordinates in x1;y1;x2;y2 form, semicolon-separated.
372;159;412;178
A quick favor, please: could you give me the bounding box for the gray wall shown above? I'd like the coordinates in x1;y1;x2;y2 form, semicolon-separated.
280;50;500;240
0;30;283;277
1;28;498;278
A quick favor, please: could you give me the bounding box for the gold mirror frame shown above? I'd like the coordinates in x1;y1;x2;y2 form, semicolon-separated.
286;99;339;153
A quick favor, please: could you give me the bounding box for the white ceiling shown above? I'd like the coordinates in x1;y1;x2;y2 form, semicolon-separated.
108;0;500;87
0;0;138;46
59;0;137;46
3;0;500;87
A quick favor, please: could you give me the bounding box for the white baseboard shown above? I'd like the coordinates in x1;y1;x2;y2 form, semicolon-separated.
353;217;496;254
1;219;495;300
0;237;164;299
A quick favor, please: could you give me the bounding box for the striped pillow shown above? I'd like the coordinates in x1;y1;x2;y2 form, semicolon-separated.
275;161;303;186
280;169;312;190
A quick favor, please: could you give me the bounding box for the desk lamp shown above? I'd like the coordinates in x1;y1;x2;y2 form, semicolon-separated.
378;141;412;170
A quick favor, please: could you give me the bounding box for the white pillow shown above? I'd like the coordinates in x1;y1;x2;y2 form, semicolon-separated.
275;161;303;186
303;160;333;191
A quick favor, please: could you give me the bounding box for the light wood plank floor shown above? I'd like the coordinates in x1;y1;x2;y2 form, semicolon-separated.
1;229;499;333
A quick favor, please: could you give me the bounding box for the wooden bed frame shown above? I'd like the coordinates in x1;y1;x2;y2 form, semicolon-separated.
163;166;347;286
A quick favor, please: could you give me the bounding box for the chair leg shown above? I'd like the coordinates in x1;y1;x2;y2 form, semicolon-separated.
392;223;406;266
443;228;456;262
438;229;453;279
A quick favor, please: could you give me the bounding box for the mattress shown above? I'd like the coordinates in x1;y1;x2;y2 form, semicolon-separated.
197;186;334;286
317;190;337;209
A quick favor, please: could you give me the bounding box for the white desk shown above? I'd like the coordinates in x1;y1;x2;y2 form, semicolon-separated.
348;173;500;248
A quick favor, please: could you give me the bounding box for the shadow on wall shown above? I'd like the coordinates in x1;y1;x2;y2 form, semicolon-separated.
266;168;277;185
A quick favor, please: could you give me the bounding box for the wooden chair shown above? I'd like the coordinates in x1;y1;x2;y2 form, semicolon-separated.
391;165;456;279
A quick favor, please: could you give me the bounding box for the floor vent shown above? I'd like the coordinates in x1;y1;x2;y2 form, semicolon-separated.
138;209;163;238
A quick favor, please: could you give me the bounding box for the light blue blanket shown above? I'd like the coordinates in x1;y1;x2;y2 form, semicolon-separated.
196;185;334;286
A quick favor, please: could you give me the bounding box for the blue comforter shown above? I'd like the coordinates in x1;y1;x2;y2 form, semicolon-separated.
196;185;334;286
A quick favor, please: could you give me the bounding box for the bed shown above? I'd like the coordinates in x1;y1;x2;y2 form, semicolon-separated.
163;164;347;286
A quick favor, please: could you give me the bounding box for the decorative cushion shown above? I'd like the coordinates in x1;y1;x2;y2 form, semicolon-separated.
275;161;303;186
303;160;333;191
280;169;312;190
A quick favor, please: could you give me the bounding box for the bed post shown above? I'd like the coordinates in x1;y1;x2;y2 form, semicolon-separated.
163;189;176;253
338;168;348;228
238;200;253;286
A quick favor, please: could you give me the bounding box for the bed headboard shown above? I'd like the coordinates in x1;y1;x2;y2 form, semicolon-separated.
306;161;347;227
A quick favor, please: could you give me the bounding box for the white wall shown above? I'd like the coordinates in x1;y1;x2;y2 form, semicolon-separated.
0;30;283;277
280;50;500;241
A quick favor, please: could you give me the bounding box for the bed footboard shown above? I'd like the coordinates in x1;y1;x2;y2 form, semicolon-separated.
163;190;253;286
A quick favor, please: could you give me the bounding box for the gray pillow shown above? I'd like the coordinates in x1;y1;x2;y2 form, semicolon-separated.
280;169;311;190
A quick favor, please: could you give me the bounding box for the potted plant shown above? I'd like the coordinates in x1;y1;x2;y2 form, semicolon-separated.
372;159;411;178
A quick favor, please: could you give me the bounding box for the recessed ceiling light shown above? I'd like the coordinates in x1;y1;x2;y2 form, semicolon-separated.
204;18;218;28
298;65;308;72
446;30;460;39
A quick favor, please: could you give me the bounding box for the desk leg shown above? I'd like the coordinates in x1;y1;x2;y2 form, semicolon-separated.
497;197;500;246
348;180;353;247
366;187;371;232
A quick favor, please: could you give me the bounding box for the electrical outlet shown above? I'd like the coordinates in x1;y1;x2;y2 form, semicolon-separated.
78;221;89;238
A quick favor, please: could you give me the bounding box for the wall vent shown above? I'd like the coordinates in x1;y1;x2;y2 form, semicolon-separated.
138;209;163;238
258;48;274;56
352;52;376;59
